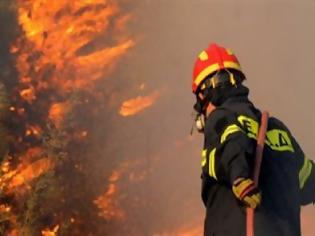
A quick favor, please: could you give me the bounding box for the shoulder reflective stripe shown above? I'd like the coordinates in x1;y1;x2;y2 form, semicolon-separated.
265;129;294;152
220;124;244;144
209;148;218;180
201;149;207;167
237;115;258;139
299;157;313;189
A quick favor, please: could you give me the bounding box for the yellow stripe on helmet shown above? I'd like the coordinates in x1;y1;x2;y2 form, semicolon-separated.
223;61;242;71
194;61;243;91
193;63;220;90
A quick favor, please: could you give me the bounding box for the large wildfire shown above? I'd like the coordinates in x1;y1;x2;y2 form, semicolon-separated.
0;0;202;235
0;0;163;235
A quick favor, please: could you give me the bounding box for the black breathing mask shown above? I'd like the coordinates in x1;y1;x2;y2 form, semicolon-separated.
190;69;243;135
191;88;213;135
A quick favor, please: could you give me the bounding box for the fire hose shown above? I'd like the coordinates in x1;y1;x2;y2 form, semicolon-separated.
246;111;269;236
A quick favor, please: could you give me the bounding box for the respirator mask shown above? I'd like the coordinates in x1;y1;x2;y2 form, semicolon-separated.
190;69;241;135
190;87;213;134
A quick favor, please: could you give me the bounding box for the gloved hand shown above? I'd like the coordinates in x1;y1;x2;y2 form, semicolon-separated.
232;178;261;209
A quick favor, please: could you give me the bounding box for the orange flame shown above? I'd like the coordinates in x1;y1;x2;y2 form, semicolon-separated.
94;166;126;220
7;0;134;234
0;204;11;214
10;158;54;189
10;0;133;196
14;0;134;94
119;91;160;116
176;225;203;236
41;225;59;236
48;102;71;128
1;161;10;173
156;224;203;236
0;157;55;192
20;86;36;103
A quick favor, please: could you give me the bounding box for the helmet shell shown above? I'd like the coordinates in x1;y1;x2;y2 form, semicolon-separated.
192;43;243;93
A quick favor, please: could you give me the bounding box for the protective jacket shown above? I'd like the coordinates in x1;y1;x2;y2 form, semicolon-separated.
201;94;315;236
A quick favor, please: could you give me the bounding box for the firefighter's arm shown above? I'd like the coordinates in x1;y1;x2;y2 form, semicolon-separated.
204;111;261;208
220;125;262;208
204;109;255;184
292;137;315;205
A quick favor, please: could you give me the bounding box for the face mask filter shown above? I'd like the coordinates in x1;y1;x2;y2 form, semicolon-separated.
190;111;205;135
191;94;208;135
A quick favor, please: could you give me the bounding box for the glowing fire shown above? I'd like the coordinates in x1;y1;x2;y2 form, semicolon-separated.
3;0;205;235
14;0;134;93
48;102;71;128
41;225;59;236
94;168;126;220
175;225;203;236
155;224;203;236
0;157;55;192
25;124;42;137
2;0;134;234
20;86;36;103
119;90;160;116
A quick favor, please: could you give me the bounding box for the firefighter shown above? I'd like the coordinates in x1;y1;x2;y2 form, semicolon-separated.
192;43;315;236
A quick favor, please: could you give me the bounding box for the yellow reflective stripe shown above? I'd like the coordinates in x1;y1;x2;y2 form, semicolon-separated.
237;115;258;140
194;61;242;89
237;115;294;153
299;157;313;189
220;124;243;143
209;148;217;180
201;149;207;167
265;129;294;152
194;63;220;88
223;61;242;71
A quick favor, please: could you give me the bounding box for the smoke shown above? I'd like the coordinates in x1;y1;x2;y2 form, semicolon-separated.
119;0;315;234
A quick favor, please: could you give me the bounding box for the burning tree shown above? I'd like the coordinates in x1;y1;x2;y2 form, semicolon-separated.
0;0;146;235
0;0;199;235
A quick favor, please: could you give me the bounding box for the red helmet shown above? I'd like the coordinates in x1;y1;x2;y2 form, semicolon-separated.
192;43;244;93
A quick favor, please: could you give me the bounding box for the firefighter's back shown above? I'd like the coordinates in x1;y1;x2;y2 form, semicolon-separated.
255;116;301;236
203;98;302;236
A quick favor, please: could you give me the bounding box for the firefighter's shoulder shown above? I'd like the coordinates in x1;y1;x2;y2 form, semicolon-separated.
205;107;237;136
267;116;291;132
